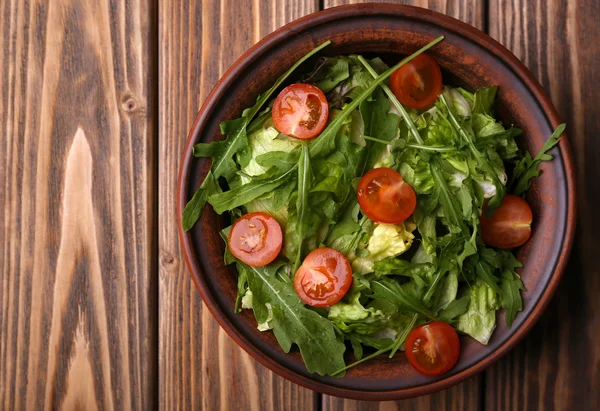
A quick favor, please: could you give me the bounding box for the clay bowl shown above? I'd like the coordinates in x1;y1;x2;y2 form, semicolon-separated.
177;4;576;400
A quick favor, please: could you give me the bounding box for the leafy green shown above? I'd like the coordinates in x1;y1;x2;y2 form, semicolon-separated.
365;222;415;262
511;124;565;195
360;87;400;171
303;57;350;93
182;40;331;231
443;87;473;116
498;249;525;327
308;36;444;158
242;126;300;176
245;262;347;376
472;86;498;115
329;292;389;335
294;142;312;270
208;164;296;213
370;279;437;321
440;94;506;211
456;280;500;344
183;36;566;376
438;295;470;323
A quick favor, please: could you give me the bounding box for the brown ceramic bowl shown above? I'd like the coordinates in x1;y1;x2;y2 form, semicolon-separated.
177;4;576;400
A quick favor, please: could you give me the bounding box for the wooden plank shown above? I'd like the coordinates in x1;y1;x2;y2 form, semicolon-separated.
158;1;319;409
0;0;157;410
325;0;485;30
486;0;600;409
321;0;483;409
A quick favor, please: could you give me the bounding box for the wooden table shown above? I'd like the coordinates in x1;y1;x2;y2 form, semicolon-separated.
1;0;598;409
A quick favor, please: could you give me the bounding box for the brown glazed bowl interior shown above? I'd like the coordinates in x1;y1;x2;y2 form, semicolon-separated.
177;4;576;400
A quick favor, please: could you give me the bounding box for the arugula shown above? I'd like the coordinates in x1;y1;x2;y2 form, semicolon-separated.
303;56;350;92
359;87;400;171
440;94;506;211
472;86;498;115
438;295;470;323
511;124;565;195
294;142;312;270
497;249;525;327
182;40;331;231
357;55;424;145
370;279;437;321
245;262;347;376
308;36;444;158
208;164;296;213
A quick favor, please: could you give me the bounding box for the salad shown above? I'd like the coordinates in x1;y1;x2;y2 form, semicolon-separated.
182;36;565;377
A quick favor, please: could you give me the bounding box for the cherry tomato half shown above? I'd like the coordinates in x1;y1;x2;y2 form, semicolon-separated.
480;194;533;249
405;322;460;376
357;167;417;224
227;212;283;267
294;247;352;307
390;54;443;110
272;83;329;140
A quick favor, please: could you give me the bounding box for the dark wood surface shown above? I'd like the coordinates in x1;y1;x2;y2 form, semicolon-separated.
0;0;157;410
1;0;598;409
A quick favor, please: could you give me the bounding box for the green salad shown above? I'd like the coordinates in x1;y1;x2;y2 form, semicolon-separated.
183;37;565;377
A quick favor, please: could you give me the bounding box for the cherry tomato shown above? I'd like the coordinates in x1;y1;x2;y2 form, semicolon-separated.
405;322;460;376
481;194;533;249
227;212;283;267
293;248;352;307
272;83;329;140
390;54;443;110
357;167;417;224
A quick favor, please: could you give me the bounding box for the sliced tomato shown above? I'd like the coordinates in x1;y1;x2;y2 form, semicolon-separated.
481;194;533;249
357;167;417;224
294;248;352;307
227;212;282;267
390;54;443;110
405;322;460;376
272;83;329;140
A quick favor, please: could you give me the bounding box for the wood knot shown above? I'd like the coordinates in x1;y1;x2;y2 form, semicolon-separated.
120;92;141;113
160;251;178;271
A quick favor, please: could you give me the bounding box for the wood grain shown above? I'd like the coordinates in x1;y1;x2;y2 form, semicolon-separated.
324;0;485;30
0;0;157;410
158;1;318;410
486;0;600;409
320;0;483;410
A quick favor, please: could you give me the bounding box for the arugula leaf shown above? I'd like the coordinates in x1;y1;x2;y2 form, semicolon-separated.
208;164;296;213
245;262;347;376
255;150;301;171
474;258;501;294
360;87;400;171
234;263;249;313
511;124;565;195
303;57;350;93
294;142;312;270
500;270;525;328
370;279;437;321
430;159;468;233
438;295;470;323
308;36;444;158
440;94;506;211
182;41;331;231
497;249;525;327
350;337;364;360
348;334;394;359
357;55;424;145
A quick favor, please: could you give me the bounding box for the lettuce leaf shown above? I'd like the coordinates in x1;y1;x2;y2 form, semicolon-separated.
456;280;500;344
